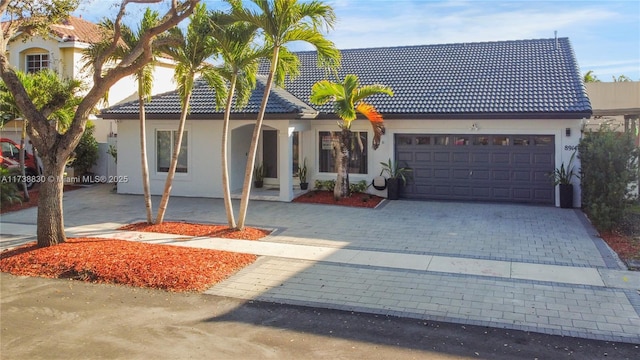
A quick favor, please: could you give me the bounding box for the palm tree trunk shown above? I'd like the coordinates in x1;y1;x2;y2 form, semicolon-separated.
37;155;67;247
334;128;351;199
221;75;237;228
236;46;280;230
139;96;153;224
155;91;192;224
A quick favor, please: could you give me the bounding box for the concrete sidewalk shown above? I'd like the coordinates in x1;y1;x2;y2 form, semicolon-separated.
1;184;639;344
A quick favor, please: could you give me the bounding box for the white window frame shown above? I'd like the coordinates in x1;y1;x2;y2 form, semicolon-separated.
26;53;49;73
155;129;189;175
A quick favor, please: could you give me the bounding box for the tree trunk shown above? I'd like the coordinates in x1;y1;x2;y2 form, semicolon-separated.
37;156;67;247
155;91;192;224
221;76;237;228
139;96;153;224
236;46;280;230
334;128;351;200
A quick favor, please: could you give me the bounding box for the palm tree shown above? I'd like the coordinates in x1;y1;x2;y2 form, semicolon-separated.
208;11;260;229
231;0;341;230
155;3;227;224
310;74;393;199
583;70;600;83
126;10;162;224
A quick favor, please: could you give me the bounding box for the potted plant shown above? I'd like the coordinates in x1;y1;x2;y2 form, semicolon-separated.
380;158;412;200
253;163;265;188
297;158;308;190
550;152;579;208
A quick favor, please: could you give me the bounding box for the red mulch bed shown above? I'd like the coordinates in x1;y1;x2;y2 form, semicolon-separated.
293;190;384;208
119;221;270;240
0;185;81;214
0;238;256;292
600;231;640;261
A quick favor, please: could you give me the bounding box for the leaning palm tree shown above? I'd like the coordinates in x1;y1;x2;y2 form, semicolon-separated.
83;10;166;223
208;11;260;229
310;74;393;199
155;4;227;224
231;0;341;230
124;10;163;224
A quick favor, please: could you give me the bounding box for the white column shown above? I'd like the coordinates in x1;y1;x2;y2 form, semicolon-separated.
278;127;294;201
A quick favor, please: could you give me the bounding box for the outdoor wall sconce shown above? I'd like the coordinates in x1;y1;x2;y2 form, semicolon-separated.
565;128;571;137
470;123;479;131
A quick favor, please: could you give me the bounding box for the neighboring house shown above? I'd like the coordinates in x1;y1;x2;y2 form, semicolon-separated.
1;16;177;177
584;81;640;138
100;37;592;207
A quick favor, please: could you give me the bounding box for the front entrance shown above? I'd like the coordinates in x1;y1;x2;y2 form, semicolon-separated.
395;134;555;204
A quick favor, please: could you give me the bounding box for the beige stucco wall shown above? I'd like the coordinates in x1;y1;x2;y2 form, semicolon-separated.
585;82;640;116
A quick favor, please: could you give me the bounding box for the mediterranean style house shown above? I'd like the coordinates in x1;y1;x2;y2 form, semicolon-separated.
1;16;177;177
101;37;592;207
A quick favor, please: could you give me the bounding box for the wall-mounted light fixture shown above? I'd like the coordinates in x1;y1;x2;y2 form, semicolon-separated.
565;128;571;137
470;123;479;131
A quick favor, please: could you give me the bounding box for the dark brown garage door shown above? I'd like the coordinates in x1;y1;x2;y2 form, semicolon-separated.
395;134;555;204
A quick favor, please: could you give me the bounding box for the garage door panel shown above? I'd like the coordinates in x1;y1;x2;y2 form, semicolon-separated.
471;169;490;180
492;169;510;181
395;134;555;204
413;168;431;180
533;171;550;181
434;185;451;195
472;153;490;163
472;187;491;197
512;188;533;200
533;153;553;164
433;168;450;179
452;152;470;163
397;151;413;162
513;153;532;164
492;188;511;198
433;152;450;162
452;169;470;179
492;153;510;163
512;170;531;181
415;152;431;162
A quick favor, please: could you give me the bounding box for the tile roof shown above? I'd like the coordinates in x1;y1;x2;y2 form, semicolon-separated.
101;76;318;119
270;37;591;119
101;38;592;119
49;16;104;43
2;16;103;44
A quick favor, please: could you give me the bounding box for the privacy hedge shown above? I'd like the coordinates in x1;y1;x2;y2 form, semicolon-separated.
578;123;639;231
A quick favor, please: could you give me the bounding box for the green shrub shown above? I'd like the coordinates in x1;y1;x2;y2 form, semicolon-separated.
349;180;368;193
70;121;99;177
0;167;21;209
314;179;335;191
578;123;639;231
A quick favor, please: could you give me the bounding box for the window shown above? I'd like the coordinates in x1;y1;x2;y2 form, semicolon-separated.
26;54;49;73
292;131;300;175
156;130;188;173
318;131;368;174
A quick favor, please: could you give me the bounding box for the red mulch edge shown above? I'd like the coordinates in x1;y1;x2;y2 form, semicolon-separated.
118;221;271;240
600;231;640;261
293;190;384;208
0;185;82;214
0;238;257;292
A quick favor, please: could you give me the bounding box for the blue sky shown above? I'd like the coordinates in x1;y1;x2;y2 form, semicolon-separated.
75;0;639;81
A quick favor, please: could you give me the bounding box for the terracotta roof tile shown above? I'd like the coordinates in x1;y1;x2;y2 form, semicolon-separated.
49;16;103;43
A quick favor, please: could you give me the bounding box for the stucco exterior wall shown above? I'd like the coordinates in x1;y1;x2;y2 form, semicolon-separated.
116;117;583;207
